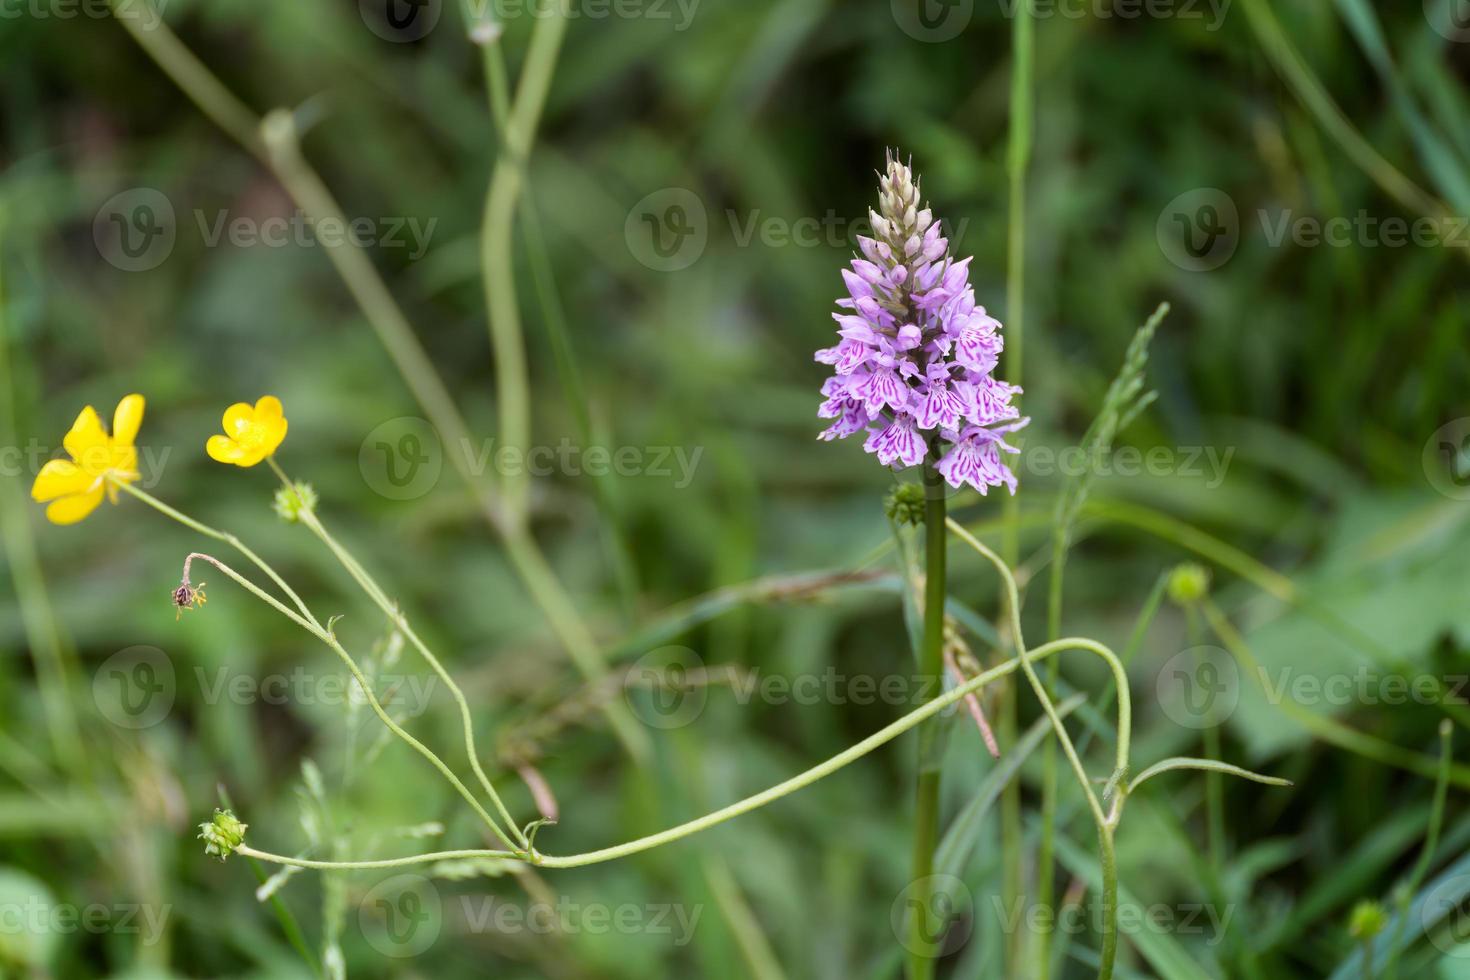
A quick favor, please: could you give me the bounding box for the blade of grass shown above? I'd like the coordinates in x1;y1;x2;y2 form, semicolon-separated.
1002;2;1036;971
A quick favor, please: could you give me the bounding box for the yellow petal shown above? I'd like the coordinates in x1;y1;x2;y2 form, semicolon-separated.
110;445;139;482
62;406;107;463
253;395;284;423
234;445;268;468
32;459;91;502
45;486;105;525
206;434;247;464
262;416;288;456
112;394;145;446
222;403;254;437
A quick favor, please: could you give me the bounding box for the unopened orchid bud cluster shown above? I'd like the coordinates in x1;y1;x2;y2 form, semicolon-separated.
817;151;1027;493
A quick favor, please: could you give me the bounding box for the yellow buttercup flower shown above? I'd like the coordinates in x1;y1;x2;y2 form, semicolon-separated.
31;394;145;525
206;396;288;467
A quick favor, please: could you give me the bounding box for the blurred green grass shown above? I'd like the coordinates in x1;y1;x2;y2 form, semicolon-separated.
1;0;1469;977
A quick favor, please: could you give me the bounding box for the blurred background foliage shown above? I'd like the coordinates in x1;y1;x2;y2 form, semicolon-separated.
1;0;1469;977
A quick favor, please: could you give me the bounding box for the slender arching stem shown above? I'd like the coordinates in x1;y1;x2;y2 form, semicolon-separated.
106;0;647;762
945;517;1129;980
269;457;528;849
946;518;1129;820
114;480;317;628
118;483;521;853
233;636;1128;873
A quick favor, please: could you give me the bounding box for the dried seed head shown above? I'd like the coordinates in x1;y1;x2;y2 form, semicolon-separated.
173;581;207;620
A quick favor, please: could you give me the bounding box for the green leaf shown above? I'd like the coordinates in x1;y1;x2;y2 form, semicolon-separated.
935;694;1085;878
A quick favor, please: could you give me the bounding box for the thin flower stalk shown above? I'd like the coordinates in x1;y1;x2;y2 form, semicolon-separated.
114;481;523;854
266;459;528;848
223;633;1134;874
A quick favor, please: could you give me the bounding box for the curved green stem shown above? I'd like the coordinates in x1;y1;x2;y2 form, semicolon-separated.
478;5;567;528
119;483;520;852
108;0;646;761
283;487;528;847
947;519;1129;818
233;636;1121;874
946;517;1128;980
115;481;317;628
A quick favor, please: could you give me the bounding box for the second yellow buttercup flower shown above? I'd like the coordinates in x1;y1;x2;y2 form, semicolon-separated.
206;396;288;467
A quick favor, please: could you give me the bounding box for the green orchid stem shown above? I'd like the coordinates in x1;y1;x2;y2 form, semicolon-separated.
267;458;528;849
116;482;522;854
906;455;947;980
232;633;1129;874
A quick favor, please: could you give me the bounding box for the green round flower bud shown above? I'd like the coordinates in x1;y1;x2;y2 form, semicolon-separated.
885;483;927;526
1348;899;1387;940
273;482;319;523
1166;563;1211;607
199;808;248;861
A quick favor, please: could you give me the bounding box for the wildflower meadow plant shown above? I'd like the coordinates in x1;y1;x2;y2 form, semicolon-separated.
817;151;1027;493
29;155;1291;980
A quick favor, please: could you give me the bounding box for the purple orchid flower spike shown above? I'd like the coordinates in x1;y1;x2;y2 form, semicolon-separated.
816;150;1028;494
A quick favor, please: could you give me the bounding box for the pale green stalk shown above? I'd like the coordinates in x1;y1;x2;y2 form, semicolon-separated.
0;255;86;777
107;1;646;757
478;8;568;529
1001;4;1035;964
114;482;521;853
267;462;516;823
267;461;527;848
231;633;1131;874
471;13;642;620
946;518;1125;980
114;478;316;628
